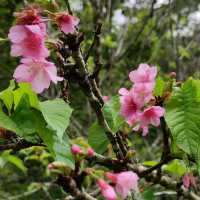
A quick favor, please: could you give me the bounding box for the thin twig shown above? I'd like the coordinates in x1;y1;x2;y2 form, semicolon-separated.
65;0;73;15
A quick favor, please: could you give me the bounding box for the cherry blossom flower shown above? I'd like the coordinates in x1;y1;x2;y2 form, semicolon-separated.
87;148;95;157
55;12;79;34
97;179;117;200
15;5;42;25
118;88;142;126
71;144;83;155
139;106;165;136
13;58;63;93
106;171;139;199
8;25;49;59
183;173;196;188
129;63;157;88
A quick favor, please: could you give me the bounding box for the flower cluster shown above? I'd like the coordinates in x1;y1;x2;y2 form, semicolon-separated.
71;144;94;157
8;7;79;93
98;171;139;200
8;6;62;93
119;64;165;136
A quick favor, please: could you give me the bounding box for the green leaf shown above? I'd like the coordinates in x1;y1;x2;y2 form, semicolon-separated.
179;46;191;59
0;108;22;136
103;96;124;132
163;159;186;177
191;79;200;101
39;99;73;142
165;78;200;159
37;125;74;169
13;83;39;110
0;93;74;168
154;76;165;97
142;188;155;200
88;122;109;154
11;95;40;142
1;150;27;172
0;80;15;113
143;161;159;167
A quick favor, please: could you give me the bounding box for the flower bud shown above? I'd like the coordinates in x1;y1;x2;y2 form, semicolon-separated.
71;144;83;155
169;72;176;78
87;148;95;157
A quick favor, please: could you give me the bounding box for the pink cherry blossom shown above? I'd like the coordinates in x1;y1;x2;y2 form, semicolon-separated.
87;148;95;157
8;24;49;59
55;13;79;34
71;144;83;155
129;63;157;87
106;171;139;199
133;83;154;103
13;58;63;93
119;88;142;126
15;5;42;25
183;173;196;188
97;179;117;200
139;106;165;136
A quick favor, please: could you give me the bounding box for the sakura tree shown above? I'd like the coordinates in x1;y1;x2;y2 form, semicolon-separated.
0;1;200;200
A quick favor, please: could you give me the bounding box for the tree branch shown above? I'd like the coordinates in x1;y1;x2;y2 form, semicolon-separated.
0;140;44;152
65;0;73;15
56;175;97;200
63;34;124;159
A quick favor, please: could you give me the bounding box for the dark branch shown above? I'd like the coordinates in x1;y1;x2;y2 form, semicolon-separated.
0;140;44;152
65;0;73;15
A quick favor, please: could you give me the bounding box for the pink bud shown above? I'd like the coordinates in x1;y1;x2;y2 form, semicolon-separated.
183;173;196;188
106;172;117;183
103;96;110;103
87;148;95;157
48;163;55;170
97;179;117;200
71;144;83;155
169;72;176;78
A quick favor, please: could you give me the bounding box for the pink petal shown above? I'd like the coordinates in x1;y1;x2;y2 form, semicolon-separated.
149;67;157;79
61;23;76;34
115;184;129;199
114;171;139;198
154;106;165;116
98;180;117;200
25;24;43;36
45;63;63;83
20;58;33;64
38;23;47;36
150;117;160;127
119;88;129;96
106;172;118;183
10;44;23;57
141;126;149;136
8;25;27;43
13;64;32;82
31;68;50;93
